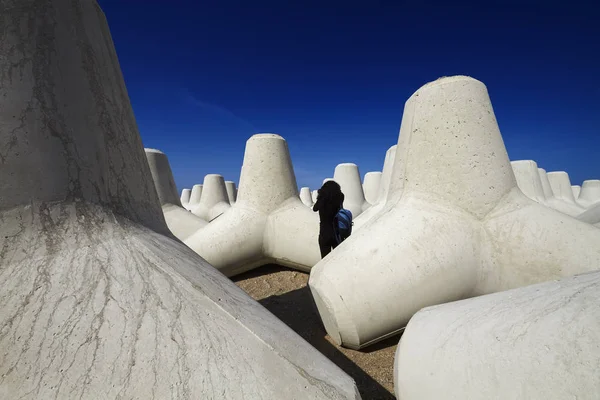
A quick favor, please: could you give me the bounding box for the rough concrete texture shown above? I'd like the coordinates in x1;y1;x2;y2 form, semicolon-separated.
180;188;192;209
538;168;554;198
362;172;382;205
376;145;398;204
0;2;361;399
577;203;600;225
300;186;314;207
333;163;371;217
548;171;585;212
572;185;581;199
511;160;546;203
225;180;237;204
309;75;600;350
538;168;584;217
184;134;322;277
191;174;231;221
395;271;600;400
353;145;398;230
188;184;203;207
579;179;600;208
145;149;207;241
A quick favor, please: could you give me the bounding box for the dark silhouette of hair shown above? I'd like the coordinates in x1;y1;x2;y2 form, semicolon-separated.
314;180;344;213
317;181;341;203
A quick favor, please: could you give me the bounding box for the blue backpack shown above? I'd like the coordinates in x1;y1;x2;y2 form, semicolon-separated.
334;208;353;244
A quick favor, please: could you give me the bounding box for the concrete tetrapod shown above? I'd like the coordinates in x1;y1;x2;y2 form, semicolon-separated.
394;271;600;400
0;3;360;398
308;75;600;350
225;180;237;204
572;185;581;199
145;149;207;240
511;160;546;203
362;172;382;204
185;134;321;277
548;171;586;213
188;184;203;208
300;186;314;207
352;145;398;230
180;188;192;209
312;190;319;203
577;204;600;226
538;168;584;217
333;163;370;217
579;179;600;208
191;174;231;221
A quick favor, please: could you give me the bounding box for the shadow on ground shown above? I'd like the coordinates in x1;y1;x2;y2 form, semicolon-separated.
233;264;399;400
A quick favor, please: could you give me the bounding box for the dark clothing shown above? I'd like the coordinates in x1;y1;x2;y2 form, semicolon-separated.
318;235;338;258
313;192;344;258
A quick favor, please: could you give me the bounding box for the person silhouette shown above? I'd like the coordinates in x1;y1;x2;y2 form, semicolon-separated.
313;181;345;258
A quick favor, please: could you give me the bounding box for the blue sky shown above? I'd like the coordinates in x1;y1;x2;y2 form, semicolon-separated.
98;0;599;192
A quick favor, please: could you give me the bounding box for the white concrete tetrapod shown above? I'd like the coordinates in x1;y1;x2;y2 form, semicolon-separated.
185;134;321;277
323;178;334;184
538;167;554;197
191;174;231;221
189;183;203;207
376;145;398;204
333;163;370;217
547;171;586;211
352;145;398;230
300;187;314;207
577;203;600;225
0;4;360;398
180;188;192;209
394;271;600;400
579;179;600;208
308;75;600;350
312;190;319;203
537;168;583;217
511;160;546;203
362;172;382;204
225;180;237;204
572;185;581;199
145;148;207;240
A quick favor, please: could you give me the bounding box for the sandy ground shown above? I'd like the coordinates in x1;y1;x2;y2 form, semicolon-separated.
232;264;400;400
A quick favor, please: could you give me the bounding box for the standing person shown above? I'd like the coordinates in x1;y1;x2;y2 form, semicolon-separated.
313;181;345;258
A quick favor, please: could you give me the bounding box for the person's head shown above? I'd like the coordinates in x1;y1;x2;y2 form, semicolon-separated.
318;180;343;205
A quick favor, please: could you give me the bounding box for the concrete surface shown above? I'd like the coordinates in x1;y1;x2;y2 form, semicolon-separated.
537;168;585;217
308;75;600;350
333;163;371;217
189;184;203;207
579;180;600;208
191;174;231;221
185;134;322;277
225;180;237;204
572;184;581;199
353;145;398;230
511;160;546;203
145;148;207;240
300;186;314;207
362;172;382;205
548;171;585;213
0;2;361;398
395;271;600;400
180;188;192;209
